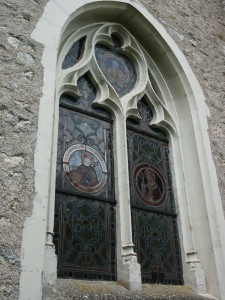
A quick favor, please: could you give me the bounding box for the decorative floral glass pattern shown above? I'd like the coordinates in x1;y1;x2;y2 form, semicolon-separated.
127;99;183;284
56;107;114;199
55;103;116;279
54;68;116;280
128;134;174;212
56;30;183;284
95;44;137;97
54;193;116;280
131;209;182;284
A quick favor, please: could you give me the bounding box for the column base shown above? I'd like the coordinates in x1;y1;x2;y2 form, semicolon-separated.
117;254;142;291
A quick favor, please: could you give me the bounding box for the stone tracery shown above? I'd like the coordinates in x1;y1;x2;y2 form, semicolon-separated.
56;23;182;288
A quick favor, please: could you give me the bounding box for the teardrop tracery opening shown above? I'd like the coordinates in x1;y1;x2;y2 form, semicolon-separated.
62;36;86;69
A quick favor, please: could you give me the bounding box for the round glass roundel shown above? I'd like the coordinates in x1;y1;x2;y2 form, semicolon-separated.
63;144;107;193
95;45;137;97
133;163;167;207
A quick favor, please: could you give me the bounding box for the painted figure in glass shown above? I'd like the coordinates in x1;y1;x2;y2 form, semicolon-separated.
105;57;127;82
69;150;101;188
134;164;165;206
141;168;162;201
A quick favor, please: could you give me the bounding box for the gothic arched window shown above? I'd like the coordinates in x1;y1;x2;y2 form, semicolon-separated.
54;23;182;287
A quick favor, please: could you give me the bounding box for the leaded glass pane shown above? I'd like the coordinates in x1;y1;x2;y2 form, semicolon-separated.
131;208;182;284
127;99;167;139
127;99;183;285
55;78;116;280
127;133;174;213
95;44;137;97
60;74;111;119
54;193;116;280
62;37;85;69
56;107;114;199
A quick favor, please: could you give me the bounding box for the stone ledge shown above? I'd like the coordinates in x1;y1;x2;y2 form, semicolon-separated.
43;279;212;300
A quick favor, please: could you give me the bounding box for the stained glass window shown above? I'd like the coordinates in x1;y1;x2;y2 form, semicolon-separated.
127;98;183;284
60;74;111;119
62;37;86;69
54;71;116;280
95;44;137;97
56;33;183;285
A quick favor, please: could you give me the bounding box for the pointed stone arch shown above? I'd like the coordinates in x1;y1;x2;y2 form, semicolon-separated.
19;1;225;300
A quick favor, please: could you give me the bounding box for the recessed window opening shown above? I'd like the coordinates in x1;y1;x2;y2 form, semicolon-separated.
54;23;183;285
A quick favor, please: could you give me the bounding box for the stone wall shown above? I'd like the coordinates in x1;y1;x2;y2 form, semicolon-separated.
139;0;225;212
0;0;225;299
0;1;47;298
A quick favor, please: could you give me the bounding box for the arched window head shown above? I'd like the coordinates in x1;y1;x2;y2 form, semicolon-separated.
57;23;175;134
54;22;182;287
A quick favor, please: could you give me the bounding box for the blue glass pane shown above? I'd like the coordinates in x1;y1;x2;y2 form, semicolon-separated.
62;37;85;69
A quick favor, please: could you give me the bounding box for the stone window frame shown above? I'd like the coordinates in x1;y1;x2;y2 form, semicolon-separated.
56;22;180;289
19;1;225;300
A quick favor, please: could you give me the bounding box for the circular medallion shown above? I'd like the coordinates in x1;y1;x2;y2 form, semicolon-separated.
95;45;137;97
133;163;167;207
100;53;130;83
63;144;107;193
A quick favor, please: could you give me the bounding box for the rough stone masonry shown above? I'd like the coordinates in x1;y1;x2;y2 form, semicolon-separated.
0;0;225;299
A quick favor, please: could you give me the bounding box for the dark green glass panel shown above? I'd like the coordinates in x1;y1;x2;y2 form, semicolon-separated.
132;208;182;284
54;80;115;281
55;193;116;280
127;98;183;285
